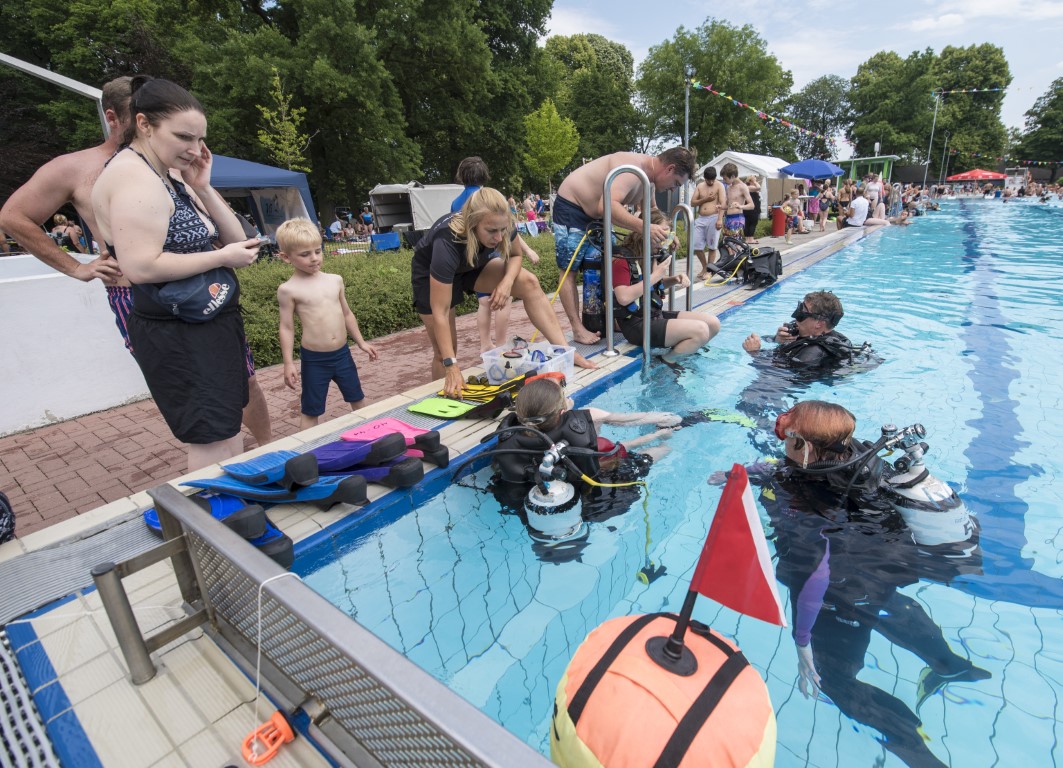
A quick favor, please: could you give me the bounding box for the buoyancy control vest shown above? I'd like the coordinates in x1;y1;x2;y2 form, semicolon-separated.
775;329;856;366
494;410;600;484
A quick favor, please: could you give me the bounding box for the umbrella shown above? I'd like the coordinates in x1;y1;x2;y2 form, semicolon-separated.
779;158;847;180
946;169;1006;181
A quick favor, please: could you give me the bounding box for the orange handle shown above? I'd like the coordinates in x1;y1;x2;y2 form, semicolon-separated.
241;711;295;765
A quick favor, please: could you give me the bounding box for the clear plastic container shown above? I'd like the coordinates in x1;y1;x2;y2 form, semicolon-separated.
480;341;575;385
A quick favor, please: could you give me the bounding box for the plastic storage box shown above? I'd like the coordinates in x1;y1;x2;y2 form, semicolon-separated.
480;341;575;385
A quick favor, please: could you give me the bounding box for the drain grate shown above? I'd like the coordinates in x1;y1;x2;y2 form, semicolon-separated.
0;630;59;768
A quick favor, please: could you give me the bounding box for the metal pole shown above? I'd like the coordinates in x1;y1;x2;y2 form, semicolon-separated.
0;52;108;138
684;65;693;150
602;165;653;361
922;90;941;189
938;132;950;186
670;204;695;311
92;562;157;684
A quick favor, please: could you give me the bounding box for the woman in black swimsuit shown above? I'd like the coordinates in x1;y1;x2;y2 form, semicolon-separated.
92;77;264;471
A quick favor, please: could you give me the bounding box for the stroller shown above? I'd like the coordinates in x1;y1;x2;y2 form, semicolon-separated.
706;236;782;289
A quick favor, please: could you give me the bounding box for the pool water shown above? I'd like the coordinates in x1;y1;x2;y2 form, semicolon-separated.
301;199;1063;767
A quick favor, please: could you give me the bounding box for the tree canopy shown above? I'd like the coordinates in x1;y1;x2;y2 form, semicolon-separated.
634;18;792;161
1015;77;1063;181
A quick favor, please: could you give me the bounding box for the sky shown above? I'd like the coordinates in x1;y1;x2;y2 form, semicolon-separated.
546;0;1063;158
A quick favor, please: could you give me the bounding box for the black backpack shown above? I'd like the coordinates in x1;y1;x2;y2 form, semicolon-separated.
740;246;782;288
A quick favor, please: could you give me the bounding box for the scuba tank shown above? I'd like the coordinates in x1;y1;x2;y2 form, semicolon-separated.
878;424;973;546
582;266;604;334
793;423;974;547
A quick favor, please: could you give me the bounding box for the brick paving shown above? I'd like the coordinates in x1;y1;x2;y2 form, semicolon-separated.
0;302;556;538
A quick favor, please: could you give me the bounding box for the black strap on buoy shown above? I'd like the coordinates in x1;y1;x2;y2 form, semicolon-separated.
563;612;753;768
567;613;664;724
652;649;750;768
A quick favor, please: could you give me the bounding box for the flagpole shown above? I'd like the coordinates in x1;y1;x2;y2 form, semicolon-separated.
646;590;698;674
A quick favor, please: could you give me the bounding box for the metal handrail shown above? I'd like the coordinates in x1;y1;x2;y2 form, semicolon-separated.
670;203;695;311
602;165;654;360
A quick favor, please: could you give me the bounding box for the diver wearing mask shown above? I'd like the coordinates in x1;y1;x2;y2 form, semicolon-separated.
714;400;987;768
742;291;868;367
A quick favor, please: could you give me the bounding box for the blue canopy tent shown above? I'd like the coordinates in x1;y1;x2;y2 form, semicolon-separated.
211;155;317;237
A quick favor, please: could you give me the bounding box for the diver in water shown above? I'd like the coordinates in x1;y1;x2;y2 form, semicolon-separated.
715;400;988;768
492;375;677;511
480;375;678;561
736;291;877;432
742;290;864;367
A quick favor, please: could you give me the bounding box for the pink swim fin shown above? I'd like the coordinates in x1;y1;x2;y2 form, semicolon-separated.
341;418;448;468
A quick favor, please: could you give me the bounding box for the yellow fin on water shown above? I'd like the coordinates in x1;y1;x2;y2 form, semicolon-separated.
701;408;757;428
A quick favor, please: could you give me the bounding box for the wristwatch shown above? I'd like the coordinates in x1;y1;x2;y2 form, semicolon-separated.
442;357;458;368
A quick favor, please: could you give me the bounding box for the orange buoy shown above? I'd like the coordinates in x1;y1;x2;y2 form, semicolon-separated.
551;613;775;768
242;710;295;765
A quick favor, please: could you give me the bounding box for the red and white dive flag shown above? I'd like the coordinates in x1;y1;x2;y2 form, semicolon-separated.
691;463;787;627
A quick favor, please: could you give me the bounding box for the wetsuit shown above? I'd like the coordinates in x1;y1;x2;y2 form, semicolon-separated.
774;329;857;367
750;459;983;768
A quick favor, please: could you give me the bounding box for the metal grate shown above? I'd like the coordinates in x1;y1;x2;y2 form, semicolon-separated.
0;631;59;768
180;517;547;768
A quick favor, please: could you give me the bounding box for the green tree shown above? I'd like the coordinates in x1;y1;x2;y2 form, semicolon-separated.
1015;77;1063;182
785;75;850;159
929;44;1010;177
635;19;792;161
848;49;936;161
523;99;579;190
544;34;638;166
256;67;313;172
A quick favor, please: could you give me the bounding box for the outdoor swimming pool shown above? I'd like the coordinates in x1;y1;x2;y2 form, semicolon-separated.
300;198;1063;767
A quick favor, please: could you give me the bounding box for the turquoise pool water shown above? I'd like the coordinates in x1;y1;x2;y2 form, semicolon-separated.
301;198;1063;767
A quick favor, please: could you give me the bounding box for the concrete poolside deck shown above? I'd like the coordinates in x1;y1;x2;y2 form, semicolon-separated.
0;223;869;767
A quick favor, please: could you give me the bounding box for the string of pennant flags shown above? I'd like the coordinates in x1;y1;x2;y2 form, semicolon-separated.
691;80;836;147
946;147;1063;165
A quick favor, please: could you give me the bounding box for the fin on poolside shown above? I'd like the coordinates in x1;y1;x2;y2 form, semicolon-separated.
408;397;479;419
308;432;407;471
443;373;527;403
143;492;266;539
221;451;319;490
340;418;441;452
319;456;425;488
340;418;448;467
182;474;368;509
455;392;513;420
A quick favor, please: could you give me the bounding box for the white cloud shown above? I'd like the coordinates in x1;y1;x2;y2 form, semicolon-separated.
907;13;965;32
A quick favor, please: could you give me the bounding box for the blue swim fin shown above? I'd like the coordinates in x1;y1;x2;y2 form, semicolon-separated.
319;456;425;488
221;451;319;490
143;492;266;539
182;474;368;509
309;433;408;472
251;518;294;569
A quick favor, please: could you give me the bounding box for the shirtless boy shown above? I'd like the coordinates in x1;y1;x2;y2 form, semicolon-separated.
277;218;378;430
552;147;696;344
716;162;754;239
690;166;726;278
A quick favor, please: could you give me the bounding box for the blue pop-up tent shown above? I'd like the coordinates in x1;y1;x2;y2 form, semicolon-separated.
212;155;317;235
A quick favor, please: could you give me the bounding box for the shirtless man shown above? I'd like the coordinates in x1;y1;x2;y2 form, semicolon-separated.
0;76;272;445
552;147;695;344
716;162;754;240
690;166;726;279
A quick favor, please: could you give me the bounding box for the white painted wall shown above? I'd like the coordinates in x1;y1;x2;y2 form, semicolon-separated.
1;255;149;436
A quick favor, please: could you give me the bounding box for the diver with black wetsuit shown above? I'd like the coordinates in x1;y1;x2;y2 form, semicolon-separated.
726;401;989;768
736;291;877;431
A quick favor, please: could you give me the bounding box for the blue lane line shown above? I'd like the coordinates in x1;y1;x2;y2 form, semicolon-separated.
952;199;1060;607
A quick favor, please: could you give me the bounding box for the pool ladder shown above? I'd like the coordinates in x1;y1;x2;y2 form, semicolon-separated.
601;165;696;364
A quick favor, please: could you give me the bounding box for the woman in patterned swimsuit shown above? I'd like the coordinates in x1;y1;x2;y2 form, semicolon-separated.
92;77;265;471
